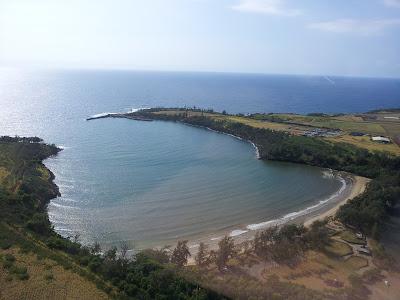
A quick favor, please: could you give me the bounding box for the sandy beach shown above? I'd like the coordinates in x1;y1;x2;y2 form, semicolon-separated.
303;175;370;227
187;174;370;260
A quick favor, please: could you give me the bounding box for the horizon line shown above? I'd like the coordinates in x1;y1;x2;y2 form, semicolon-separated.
1;64;400;80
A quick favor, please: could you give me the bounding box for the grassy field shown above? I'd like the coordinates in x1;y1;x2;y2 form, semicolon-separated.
339;230;366;245
0;247;109;300
325;240;353;257
344;256;369;270
264;113;387;134
326;135;400;155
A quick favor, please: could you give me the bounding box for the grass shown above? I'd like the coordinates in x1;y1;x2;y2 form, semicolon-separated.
325;241;353;257
0;167;9;182
344;256;368;270
0;247;109;299
339;230;366;245
326;135;400;155
267;114;387;134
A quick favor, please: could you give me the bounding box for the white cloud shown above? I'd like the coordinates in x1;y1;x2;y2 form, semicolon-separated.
308;18;400;35
384;0;400;8
231;0;301;16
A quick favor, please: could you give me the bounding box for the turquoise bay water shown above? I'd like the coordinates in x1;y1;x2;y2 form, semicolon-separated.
1;68;398;249
44;119;342;248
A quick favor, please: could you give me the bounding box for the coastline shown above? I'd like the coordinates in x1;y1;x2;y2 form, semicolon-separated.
303;175;370;227
187;173;370;260
85;111;372;254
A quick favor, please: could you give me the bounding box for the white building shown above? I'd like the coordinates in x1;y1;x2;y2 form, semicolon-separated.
371;136;391;143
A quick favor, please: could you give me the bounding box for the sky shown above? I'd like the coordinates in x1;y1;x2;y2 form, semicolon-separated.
1;0;400;77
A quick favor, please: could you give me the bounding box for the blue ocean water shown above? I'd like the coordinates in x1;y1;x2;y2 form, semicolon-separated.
0;68;399;248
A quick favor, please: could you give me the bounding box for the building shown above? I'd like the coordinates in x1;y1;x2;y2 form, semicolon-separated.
371;136;391;144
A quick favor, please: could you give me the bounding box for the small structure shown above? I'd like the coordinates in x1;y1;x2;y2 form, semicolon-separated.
350;132;365;136
355;245;372;256
371;136;391;144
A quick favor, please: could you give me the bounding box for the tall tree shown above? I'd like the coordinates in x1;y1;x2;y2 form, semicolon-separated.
216;236;235;271
171;240;191;267
195;242;209;267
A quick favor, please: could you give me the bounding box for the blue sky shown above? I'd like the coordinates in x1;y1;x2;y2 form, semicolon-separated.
1;0;400;77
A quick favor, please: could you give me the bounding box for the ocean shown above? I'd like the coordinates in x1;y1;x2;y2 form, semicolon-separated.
0;68;399;249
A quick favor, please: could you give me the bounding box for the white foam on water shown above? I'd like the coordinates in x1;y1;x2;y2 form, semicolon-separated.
58;145;71;150
229;229;248;237
57;183;75;190
322;169;335;179
129;107;149;113
246;174;347;231
54;227;75;233
49;202;81;210
59;197;78;203
88;112;118;119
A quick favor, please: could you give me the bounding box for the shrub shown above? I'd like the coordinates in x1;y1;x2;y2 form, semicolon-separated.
26;213;50;235
4;253;15;262
44;272;54;281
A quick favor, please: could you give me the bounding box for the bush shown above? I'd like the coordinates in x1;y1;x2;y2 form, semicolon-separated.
2;260;13;269
17;273;29;280
4;253;15;262
44;272;54;281
26;213;51;235
0;239;12;250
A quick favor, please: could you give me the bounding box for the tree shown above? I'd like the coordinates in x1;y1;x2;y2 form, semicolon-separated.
304;220;330;250
216;236;235;271
279;224;306;242
171;240;191;267
254;226;278;260
270;238;302;266
91;241;101;254
120;241;129;261
195;242;208;267
141;246;171;264
104;246;117;261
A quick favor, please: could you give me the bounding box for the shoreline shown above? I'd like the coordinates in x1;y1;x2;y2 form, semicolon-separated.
186;174;370;260
78;111;372;254
303;175;370;227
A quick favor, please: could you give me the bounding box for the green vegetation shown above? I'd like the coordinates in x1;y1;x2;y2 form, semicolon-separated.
0;136;225;299
250;112;385;134
344;256;368;270
325;241;353;257
339;230;365;245
184;223;333;299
